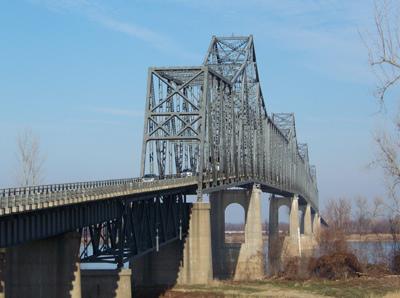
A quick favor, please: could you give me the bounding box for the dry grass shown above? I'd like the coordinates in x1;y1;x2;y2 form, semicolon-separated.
135;276;400;298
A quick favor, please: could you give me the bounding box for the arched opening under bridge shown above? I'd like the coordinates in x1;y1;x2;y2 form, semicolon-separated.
224;203;245;244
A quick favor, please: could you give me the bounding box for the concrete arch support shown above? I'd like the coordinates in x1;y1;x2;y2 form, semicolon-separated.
289;195;299;239
304;204;312;236
313;212;321;236
234;184;264;280
210;184;265;280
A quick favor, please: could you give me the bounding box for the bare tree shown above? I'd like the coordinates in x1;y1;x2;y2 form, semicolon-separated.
16;128;45;187
318;198;352;255
365;0;400;216
324;198;352;233
354;196;370;235
365;0;400;103
354;196;385;235
364;0;400;270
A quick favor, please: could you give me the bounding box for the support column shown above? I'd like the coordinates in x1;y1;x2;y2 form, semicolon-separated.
268;195;280;275
300;207;305;234
289;195;299;239
131;240;183;286
304;204;312;236
132;202;212;287
234;184;264;280
313;212;321;236
210;191;225;279
0;249;5;298
5;231;82;298
82;269;131;298
283;195;301;258
177;202;213;285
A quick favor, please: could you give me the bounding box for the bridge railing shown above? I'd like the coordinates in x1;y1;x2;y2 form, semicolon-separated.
1;178;139;197
0;171;318;212
0;174;197;210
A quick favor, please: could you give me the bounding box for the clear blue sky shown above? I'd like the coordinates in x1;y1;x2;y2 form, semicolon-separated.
0;0;389;216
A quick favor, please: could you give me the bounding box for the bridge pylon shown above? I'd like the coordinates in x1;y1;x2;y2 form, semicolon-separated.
210;184;265;280
132;201;213;286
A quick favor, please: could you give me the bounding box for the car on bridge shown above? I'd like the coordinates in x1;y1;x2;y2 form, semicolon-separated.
142;174;158;182
181;169;194;177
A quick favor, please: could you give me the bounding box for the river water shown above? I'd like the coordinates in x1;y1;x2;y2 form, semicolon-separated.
349;241;395;264
261;240;396;265
81;240;396;270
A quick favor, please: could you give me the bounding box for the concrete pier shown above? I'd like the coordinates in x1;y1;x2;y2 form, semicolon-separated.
234;185;264;280
300;207;305;234
289;195;300;241
81;269;131;298
0;249;5;298
268;195;319;275
4;231;82;298
313;212;321;236
304;204;312;236
132;202;213;286
210;184;264;280
276;195;301;263
132;239;183;286
177;202;213;285
268;195;283;275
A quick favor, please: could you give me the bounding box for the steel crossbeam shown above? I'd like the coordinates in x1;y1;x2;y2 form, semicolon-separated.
0;35;320;265
141;35;319;208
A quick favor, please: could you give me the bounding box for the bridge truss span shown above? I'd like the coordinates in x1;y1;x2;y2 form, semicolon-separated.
141;35;318;208
0;35;320;265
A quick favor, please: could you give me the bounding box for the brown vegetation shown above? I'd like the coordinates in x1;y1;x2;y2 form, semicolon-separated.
308;253;362;280
365;263;392;277
281;257;311;280
319;197;400;276
364;0;400;275
394;253;400;274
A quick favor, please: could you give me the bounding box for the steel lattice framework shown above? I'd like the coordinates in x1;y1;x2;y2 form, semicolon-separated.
80;194;190;265
141;35;318;208
0;35;320;264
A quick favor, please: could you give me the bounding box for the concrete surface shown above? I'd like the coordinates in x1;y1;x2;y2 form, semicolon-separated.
4;231;81;298
210;185;264;280
81;269;131;298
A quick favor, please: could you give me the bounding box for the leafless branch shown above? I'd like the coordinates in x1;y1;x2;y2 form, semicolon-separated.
16;128;45;187
365;0;400;104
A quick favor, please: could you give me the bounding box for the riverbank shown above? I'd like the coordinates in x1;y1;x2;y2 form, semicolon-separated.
136;275;400;297
224;232;399;243
346;233;398;242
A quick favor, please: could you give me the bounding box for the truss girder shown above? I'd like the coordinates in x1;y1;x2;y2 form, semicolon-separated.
141;35;319;209
80;194;190;265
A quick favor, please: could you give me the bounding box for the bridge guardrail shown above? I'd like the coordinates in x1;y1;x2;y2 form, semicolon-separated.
0;172;317;213
0;174;197;211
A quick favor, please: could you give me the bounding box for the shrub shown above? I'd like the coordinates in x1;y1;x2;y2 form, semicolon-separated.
393;253;400;274
309;252;363;279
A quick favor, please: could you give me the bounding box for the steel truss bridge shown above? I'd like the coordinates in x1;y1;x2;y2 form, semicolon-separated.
0;35;318;266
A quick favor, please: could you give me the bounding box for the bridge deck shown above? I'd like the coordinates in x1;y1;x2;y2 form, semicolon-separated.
0;173;316;218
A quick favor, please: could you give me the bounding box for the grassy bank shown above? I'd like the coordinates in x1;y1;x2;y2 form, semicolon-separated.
265;276;400;297
140;276;400;297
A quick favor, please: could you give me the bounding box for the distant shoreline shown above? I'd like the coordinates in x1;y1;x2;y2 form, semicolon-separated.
224;231;398;243
346;233;397;242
